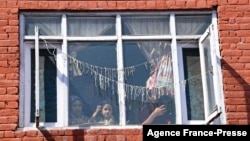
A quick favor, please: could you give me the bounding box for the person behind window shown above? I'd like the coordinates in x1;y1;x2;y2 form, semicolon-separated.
89;100;116;125
138;93;175;125
69;95;89;126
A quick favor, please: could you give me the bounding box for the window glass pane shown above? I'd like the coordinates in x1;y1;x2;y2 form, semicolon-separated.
182;48;205;120
25;17;61;36
122;16;170;35
31;49;57;122
67;17;116;36
175;15;211;35
202;35;216;114
123;41;175;125
68;42;118;126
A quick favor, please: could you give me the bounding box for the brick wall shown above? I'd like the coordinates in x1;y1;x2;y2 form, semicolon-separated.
217;0;250;125
0;0;250;140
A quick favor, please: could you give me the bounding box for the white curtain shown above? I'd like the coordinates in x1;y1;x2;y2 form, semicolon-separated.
175;15;211;35
25;17;61;35
67;17;115;36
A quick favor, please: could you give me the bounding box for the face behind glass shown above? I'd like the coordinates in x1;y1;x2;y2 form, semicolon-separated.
71;100;83;117
102;104;112;118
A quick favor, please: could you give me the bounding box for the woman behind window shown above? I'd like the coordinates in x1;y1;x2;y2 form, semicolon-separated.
69;95;89;126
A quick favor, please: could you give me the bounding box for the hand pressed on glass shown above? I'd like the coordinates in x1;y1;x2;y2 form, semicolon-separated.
139;94;175;125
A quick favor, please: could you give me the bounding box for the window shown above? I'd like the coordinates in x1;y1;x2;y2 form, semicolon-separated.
19;11;225;128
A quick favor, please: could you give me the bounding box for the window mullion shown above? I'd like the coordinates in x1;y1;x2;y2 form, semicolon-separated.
60;14;68;127
116;14;126;125
34;25;40;127
211;11;226;124
198;28;210;120
170;13;182;124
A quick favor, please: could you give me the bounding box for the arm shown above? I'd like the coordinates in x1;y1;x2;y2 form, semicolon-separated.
89;105;102;123
142;105;166;125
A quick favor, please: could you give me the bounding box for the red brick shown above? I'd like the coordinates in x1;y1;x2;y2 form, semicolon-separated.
117;1;126;9
0;95;18;101
146;1;156;9
23;137;43;141
221;50;242;56
237;105;250;112
0;138;21;141
238;56;250;63
238;43;250;49
126;1;136;9
84;135;97;141
26;131;38;137
0;61;8;67
186;0;196;8
87;1;98;9
226;105;237;112
15;130;25;138
227;112;248;119
68;1;81;10
0;20;8;26
4;131;15;138
225;98;249;105
19;1;38;9
236;5;250;12
8;61;19;67
0;109;18;116
228;0;238;5
220;24;239;30
1;88;13;97
7;87;18;94
237;0;249;4
220;37;241;43
0;124;17;131
5;102;18;109
126;135;142;141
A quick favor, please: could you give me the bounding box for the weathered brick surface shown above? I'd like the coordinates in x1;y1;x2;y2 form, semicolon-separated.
0;0;249;140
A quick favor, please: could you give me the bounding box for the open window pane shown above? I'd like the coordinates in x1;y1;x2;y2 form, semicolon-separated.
203;36;216;115
199;27;216;118
30;49;57;122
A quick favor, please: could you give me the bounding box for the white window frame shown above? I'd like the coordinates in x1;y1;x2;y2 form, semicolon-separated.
19;11;226;129
21;42;65;128
199;24;224;125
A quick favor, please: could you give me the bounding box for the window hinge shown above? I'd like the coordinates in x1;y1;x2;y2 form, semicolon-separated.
205;105;222;125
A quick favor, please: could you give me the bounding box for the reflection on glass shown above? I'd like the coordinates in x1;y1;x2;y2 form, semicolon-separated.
203;35;216;115
67;17;116;36
25;17;61;36
123;41;176;125
182;48;205;120
88;100;117;125
122;16;170;35
31;49;57;122
69;95;89;126
68;42;118;126
175;15;211;35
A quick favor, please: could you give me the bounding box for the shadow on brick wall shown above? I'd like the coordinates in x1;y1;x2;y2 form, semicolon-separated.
221;58;250;124
38;127;85;141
